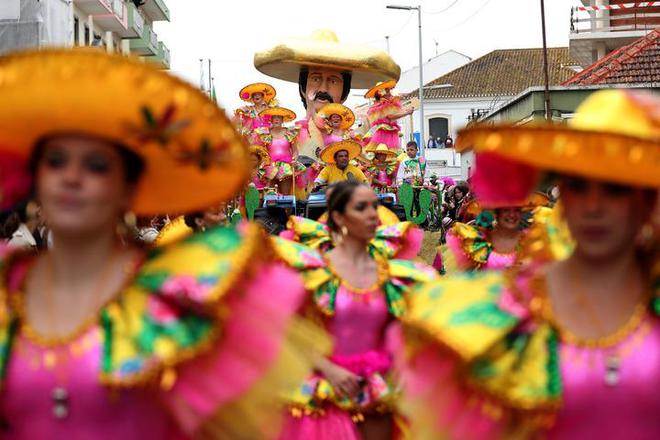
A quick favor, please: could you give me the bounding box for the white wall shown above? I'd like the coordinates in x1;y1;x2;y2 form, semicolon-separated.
396;50;471;94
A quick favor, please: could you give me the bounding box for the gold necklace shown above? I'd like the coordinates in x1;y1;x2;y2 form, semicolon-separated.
541;273;649;387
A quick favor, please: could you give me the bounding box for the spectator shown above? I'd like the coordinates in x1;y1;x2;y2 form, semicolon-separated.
427;137;438;148
444;135;454;149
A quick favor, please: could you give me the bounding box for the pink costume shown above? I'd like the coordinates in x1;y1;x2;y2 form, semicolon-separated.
251;168;269;189
272;238;436;439
234;105;269;138
0;224;322;439
442;207;574;273
364;97;402;151
256;128;304;182
400;265;660;439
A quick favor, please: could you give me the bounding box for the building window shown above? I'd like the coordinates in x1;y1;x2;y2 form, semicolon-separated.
428;116;449;145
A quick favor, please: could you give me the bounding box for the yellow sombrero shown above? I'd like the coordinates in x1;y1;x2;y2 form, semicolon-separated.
320;140;362;164
239;82;276;102
258;107;297;122
0;48;249;215
366;143;398;158
155;216;192;247
318;104;355;130
456;89;660;188
249;144;271;166
364;80;397;99
254;29;401;89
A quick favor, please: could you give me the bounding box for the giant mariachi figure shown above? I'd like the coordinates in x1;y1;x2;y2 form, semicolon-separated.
254;29;401;159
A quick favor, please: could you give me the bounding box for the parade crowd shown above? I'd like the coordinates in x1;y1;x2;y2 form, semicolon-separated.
0;28;657;440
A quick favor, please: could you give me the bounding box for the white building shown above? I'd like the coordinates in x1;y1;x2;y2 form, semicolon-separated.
0;0;170;68
401;47;577;179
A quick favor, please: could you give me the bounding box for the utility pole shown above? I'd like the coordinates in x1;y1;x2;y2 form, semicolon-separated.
540;0;552;120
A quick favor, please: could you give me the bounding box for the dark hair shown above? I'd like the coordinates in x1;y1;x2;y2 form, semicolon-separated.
406;141;418;149
453;181;469;198
29;134;145;185
327;180;365;232
298;68;352;109
184;212;202;230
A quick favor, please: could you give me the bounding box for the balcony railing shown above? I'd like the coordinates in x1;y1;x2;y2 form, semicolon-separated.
134;9;145;35
149;29;158;49
570;5;660;34
111;0;125;19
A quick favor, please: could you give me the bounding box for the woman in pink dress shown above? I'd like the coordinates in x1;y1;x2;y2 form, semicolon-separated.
249;144;271;190
442;194;571;272
365;144;399;193
255;107;304;195
0;49;322;439
233;82;277;139
274;181;436;440
362;81;414;152
316;103;356;146
399;90;660;439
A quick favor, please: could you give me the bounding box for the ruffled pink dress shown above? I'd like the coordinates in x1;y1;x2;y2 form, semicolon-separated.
400;265;660;439
272;239;437;440
0;224;318;439
364;98;402;151
278;286;395;439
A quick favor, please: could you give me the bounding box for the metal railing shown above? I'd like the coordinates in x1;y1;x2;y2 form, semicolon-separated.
570;5;660;33
134;9;145;34
162;45;170;65
149;29;158;49
111;0;125;19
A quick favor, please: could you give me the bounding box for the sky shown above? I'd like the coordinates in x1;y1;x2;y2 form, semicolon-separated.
154;0;578;117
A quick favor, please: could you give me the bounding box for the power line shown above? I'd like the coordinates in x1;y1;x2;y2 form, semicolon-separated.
424;0;461;15
440;0;494;31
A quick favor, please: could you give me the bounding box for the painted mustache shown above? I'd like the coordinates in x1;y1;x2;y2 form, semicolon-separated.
313;91;334;103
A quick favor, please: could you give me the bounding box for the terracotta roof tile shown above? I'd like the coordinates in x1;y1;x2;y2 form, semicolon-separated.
563;28;660;85
404;47;576;100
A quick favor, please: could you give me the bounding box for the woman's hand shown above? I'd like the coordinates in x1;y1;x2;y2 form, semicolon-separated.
322;362;362;400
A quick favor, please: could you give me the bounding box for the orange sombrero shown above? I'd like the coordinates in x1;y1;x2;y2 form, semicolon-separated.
318;104;355;130
364;80;397;99
239;82;276;102
249;144;271;166
258;107;297;122
0;48;249;216
320;140;362;164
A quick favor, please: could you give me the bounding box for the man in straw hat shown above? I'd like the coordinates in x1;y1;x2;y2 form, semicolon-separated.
313;140;368;190
254;29;400;158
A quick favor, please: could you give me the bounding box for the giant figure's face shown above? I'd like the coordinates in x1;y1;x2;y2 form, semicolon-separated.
304;68;345;114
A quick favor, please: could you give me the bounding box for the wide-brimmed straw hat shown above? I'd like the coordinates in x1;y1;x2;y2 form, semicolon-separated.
254;29;401;89
239;82;276;102
258;107;297;122
320;140;362;164
0;48;249;215
317;104;355;130
366;143;398;158
364;80;397;99
249;144;271;166
457;90;660;190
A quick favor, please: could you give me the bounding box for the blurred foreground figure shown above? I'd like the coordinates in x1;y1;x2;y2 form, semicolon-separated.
400;90;660;439
0;49;325;439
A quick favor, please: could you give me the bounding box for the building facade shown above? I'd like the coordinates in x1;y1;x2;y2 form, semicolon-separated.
0;0;170;68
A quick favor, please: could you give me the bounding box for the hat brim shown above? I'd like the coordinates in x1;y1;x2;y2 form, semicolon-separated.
259;107;297;122
318;104;355;130
457;125;660;188
249;145;271;166
320;141;362;164
254;39;400;89
239;83;276;102
0;48;249;216
365;80;397;98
